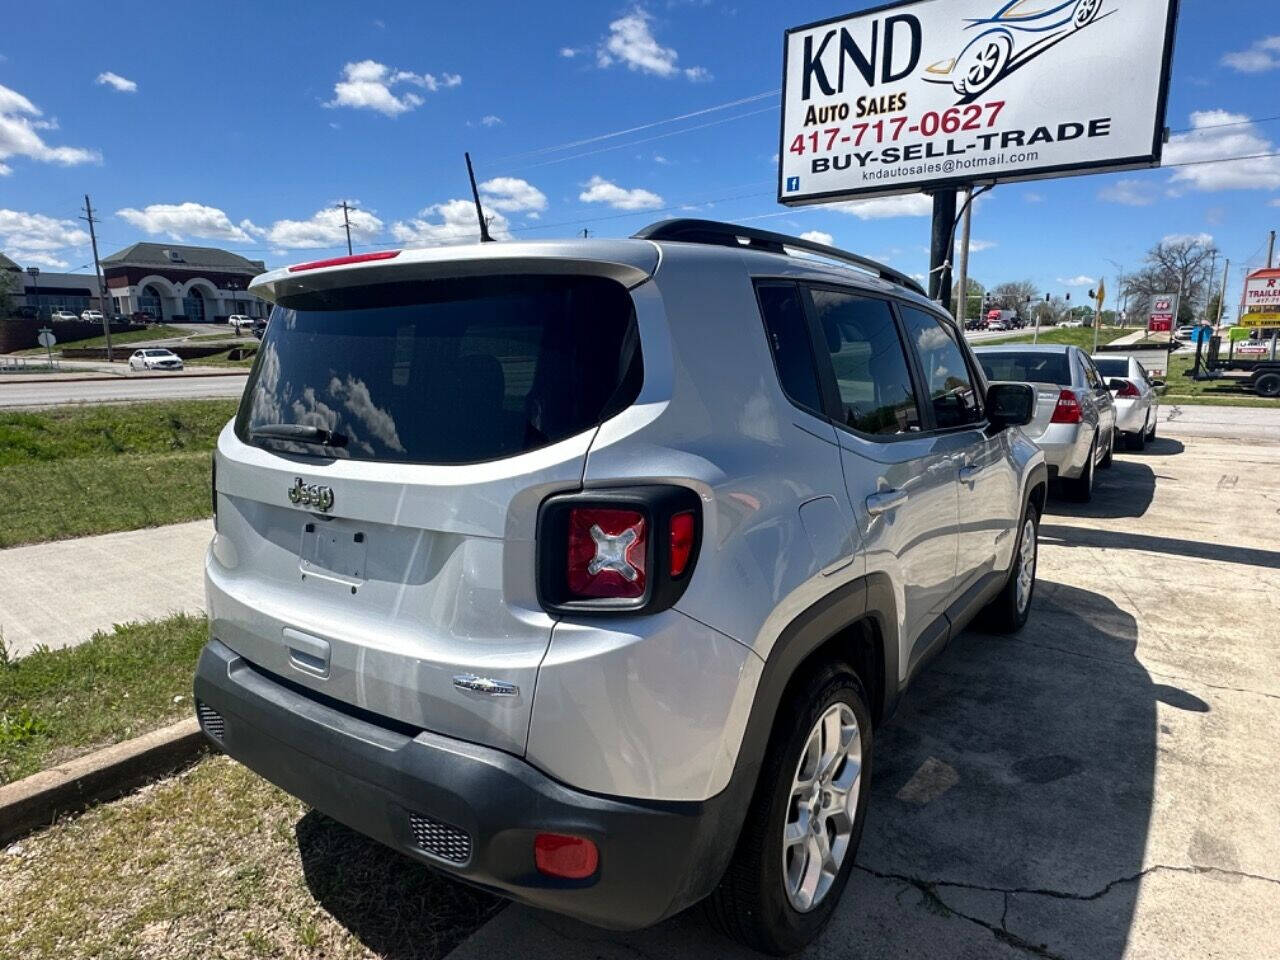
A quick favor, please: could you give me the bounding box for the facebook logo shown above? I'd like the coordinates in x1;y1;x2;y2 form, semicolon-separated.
786;176;800;192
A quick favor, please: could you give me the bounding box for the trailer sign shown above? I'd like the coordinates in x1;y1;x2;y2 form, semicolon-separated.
778;0;1179;204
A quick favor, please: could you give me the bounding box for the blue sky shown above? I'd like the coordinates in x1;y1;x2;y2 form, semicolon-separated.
2;0;1278;316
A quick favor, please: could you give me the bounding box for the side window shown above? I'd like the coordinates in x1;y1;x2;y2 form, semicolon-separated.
899;305;984;429
807;287;922;436
1081;354;1103;390
756;282;824;416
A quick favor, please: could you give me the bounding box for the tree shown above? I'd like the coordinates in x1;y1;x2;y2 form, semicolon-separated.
990;280;1039;310
0;269;15;318
1122;236;1219;325
951;277;984;320
1204;289;1223;326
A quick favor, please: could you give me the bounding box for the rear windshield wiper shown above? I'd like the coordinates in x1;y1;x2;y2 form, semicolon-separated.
249;423;348;447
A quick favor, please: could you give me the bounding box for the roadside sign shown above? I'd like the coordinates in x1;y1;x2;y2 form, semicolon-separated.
37;328;56;348
1147;293;1176;333
1237;312;1280;328
778;0;1179;204
1243;269;1280;309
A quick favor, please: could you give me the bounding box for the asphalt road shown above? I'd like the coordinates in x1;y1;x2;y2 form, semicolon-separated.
0;373;247;408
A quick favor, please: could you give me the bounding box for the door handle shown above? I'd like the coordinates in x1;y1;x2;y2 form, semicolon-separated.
866;489;908;516
959;464;982;484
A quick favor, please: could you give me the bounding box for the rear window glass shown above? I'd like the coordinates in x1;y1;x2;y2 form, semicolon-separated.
236;275;642;464
976;351;1071;385
1092;358;1129;378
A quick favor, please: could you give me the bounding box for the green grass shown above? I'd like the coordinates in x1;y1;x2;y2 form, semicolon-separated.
0;614;208;785
192;345;258;367
17;324;190;355
0;399;235;546
1158;354;1280;408
978;326;1135;349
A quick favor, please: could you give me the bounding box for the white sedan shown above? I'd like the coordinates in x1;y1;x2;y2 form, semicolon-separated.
1092;353;1160;450
81;309;104;322
128;348;184;372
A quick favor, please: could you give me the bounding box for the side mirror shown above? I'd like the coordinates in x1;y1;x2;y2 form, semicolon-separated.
1107;378;1127;392
986;382;1035;429
1149;378;1165;388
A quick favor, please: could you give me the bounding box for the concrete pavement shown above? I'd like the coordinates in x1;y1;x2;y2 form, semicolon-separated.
0;373;247;408
450;434;1280;960
0;520;211;657
1159;402;1280;441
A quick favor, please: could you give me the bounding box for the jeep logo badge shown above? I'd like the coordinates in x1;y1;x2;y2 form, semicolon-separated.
288;477;334;512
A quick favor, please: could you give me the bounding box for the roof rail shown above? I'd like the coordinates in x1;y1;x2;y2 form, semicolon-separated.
632;218;927;297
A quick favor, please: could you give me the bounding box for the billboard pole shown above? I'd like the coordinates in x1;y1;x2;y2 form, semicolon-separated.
954;186;972;323
928;191;956;313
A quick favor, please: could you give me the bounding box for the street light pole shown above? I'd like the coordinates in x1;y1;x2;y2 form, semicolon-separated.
26;266;41;320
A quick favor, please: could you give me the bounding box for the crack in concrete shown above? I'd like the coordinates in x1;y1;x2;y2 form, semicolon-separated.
856;862;1280;960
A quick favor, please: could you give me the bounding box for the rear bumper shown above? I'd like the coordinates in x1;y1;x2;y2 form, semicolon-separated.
1113;399;1148;434
1033;422;1092;479
193;638;737;930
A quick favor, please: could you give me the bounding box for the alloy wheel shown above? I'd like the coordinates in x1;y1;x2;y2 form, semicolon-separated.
783;703;861;912
1016;517;1037;613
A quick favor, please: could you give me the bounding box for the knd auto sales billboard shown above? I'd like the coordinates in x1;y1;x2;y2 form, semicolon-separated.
779;0;1179;204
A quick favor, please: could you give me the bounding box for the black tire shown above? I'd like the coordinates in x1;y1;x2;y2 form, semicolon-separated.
706;668;873;956
980;499;1040;633
1099;428;1114;468
1254;373;1280;398
1063;438;1096;502
1128;417;1147;451
1147;415;1157;441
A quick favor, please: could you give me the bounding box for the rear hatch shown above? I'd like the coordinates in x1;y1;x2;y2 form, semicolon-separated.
975;349;1073;438
209;265;647;755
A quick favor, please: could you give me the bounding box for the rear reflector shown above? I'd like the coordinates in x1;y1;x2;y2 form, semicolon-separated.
566;507;647;599
669;510;695;577
534;833;599;879
287;250;400;273
1050;389;1082;424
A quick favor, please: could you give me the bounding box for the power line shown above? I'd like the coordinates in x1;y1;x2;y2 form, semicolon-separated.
487;90;778;164
1168;113;1280;134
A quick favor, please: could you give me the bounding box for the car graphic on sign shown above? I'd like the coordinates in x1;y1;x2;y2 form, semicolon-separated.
922;0;1105;99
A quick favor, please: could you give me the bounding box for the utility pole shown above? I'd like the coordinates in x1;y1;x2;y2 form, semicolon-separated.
1215;259;1229;332
337;201;353;256
1267;229;1275;270
464;152;494;243
1206;250;1217;322
927;190;956;313
954;186;972;324
80;194;113;362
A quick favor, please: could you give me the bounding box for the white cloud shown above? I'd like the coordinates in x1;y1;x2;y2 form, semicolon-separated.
1221;36;1280;73
1057;275;1095;286
478;177;547;213
653;154;670;165
325;60;460;116
1271;198;1280;207
1162;232;1214;247
597;10;707;80
579;175;664;210
391;199;512;247
1023;191;1044;203
0;209;91;268
95;72;137;93
968;239;996;252
116;202;259;243
0;83;99;175
798;230;833;246
831;194;932;219
560;47;581;58
480;115;503;127
1164;110;1280;192
265;206;384;249
1098;178;1159;206
684;66;712;82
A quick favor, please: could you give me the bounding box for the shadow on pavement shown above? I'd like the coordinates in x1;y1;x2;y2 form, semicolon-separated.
447;580;1167;960
1039;523;1280;570
296;810;503;960
1132;436;1184;456
1047;459;1157;520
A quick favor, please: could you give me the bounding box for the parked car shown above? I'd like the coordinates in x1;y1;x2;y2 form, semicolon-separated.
1058;318;1085;328
974;344;1117;501
252;317;268;339
131;310;157;324
1092;354;1161;449
228;314;253;333
194;220;1047;955
50;309;78;322
80;309;104;322
128;348;184;371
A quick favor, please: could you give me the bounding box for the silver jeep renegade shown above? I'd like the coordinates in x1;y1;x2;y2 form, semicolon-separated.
195;219;1046;955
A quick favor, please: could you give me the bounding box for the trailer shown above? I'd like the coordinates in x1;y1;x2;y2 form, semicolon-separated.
1188;324;1280;397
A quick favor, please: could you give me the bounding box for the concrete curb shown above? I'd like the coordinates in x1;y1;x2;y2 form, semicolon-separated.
0;370;247;385
0;716;207;845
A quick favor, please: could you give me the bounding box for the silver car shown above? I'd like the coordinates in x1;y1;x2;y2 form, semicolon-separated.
975;344;1117;501
194;220;1046;954
1092;354;1160;450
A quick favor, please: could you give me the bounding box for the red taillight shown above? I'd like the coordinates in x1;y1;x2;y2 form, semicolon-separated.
1050;389;1082;424
534;833;599;879
287;250;400;272
566;507;647;599
669;510;695;577
1113;379;1140;398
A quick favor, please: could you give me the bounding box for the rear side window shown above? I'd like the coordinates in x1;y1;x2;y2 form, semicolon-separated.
898;306;983;429
976;351;1071;386
236;275;641;464
808;288;921;436
1092;357;1129;378
757;282;824;416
